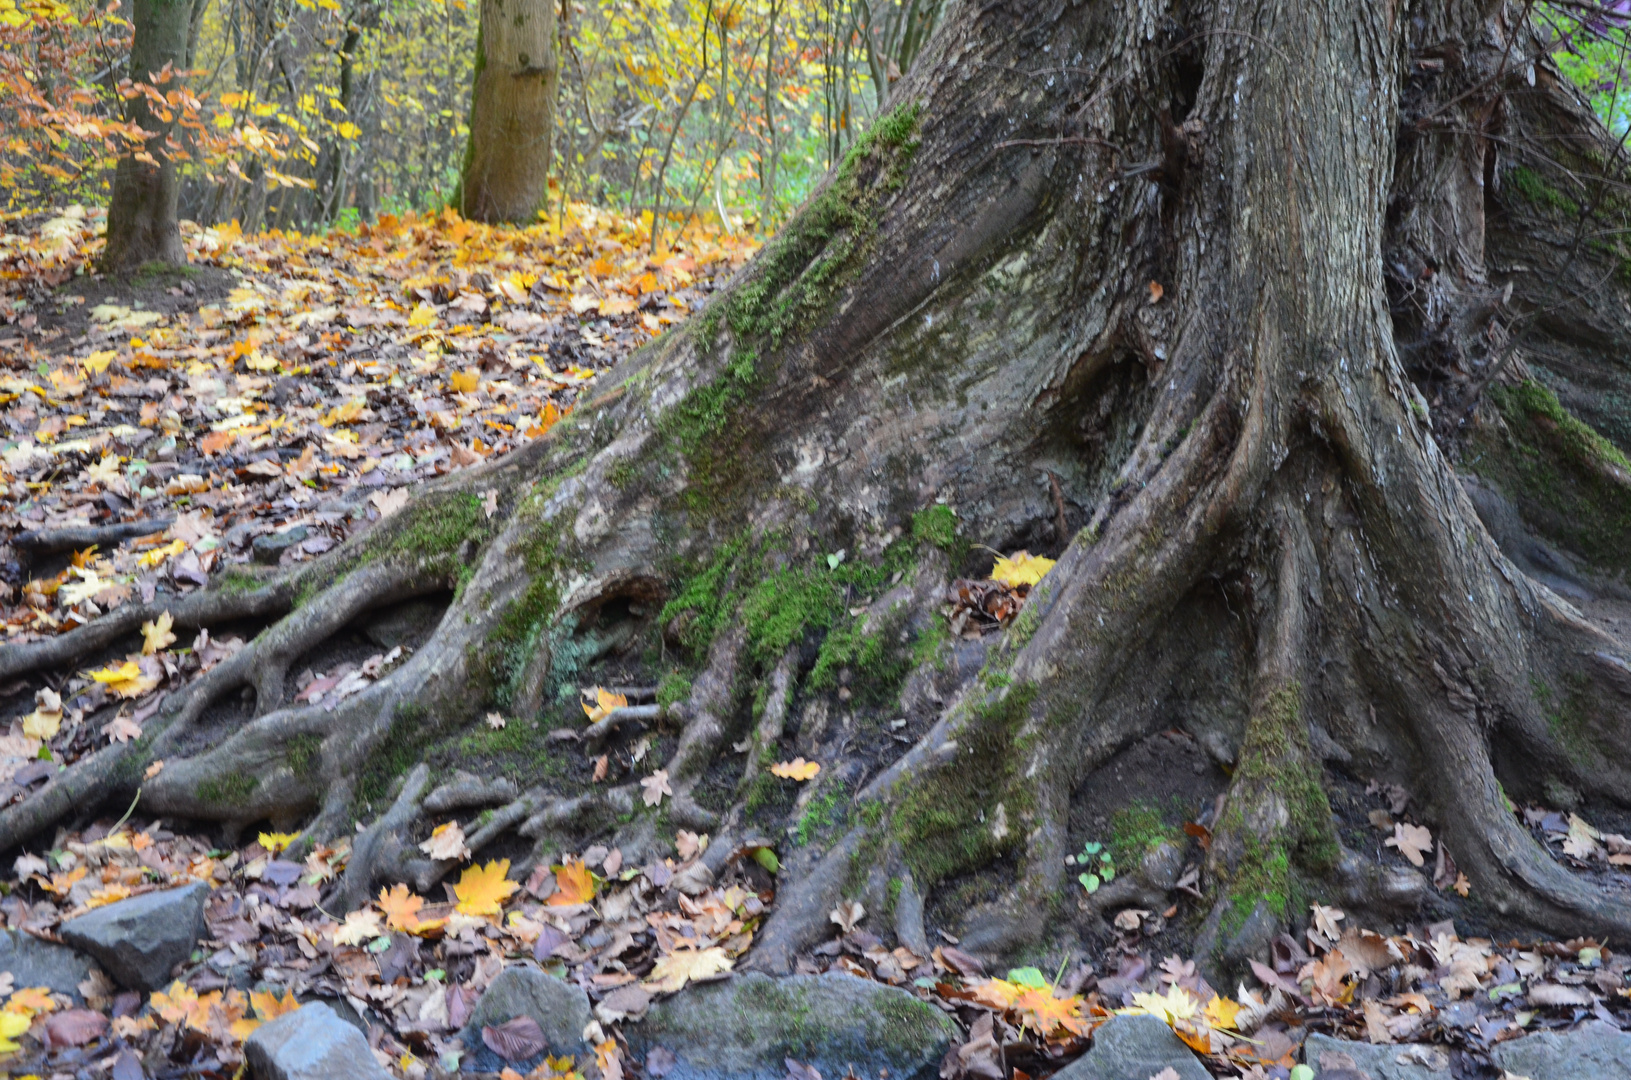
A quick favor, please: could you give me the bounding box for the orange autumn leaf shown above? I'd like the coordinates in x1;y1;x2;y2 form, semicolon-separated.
582;686;628;722
769;757;820;781
1011;988;1089;1038
454;859;520;916
549;859;596;906
5;987;56;1018
377;882;425;931
250;988;300;1021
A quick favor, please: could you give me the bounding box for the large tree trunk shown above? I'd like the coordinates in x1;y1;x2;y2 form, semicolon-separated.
454;0;558;223
19;0;1631;979
101;0;192;272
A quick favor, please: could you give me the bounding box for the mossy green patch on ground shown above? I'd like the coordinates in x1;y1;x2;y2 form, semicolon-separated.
1473;379;1631;575
911;505;964;564
1108;801;1180;869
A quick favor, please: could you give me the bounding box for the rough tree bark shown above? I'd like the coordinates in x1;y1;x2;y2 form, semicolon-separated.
18;0;1631;977
101;0;192;272
454;0;558;223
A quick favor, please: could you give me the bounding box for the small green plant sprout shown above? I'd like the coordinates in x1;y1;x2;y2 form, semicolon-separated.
1068;840;1115;893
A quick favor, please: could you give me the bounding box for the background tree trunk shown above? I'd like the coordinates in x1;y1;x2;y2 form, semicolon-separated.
455;0;558;223
16;0;1631;983
100;0;193;271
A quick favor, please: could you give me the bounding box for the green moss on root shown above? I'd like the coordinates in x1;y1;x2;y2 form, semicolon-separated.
286;733;324;779
1214;684;1337;926
198;771;258;806
1474;380;1631;575
658;102;922;517
354;702;437;814
1109;802;1179;869
893;683;1039;887
1507;165;1580;217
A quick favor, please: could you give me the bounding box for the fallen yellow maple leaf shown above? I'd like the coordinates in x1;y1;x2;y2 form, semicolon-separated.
643;945;733;993
1202;994;1242;1031
257;831;299;853
454;859;519;916
142;611;177;655
89;660;160;699
990;550;1056;588
0;1010;28;1053
137;538;187;568
250;988;300;1022
582;686;628;722
770;758;820;781
549;859;596;906
87;884;133;907
449;369;480;394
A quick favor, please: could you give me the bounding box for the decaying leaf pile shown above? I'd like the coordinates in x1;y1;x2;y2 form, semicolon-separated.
0;792;1628;1079
0;818;773;1078
0;204;756;790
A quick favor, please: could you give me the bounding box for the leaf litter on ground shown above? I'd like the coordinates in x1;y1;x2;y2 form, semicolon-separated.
0;203;758;793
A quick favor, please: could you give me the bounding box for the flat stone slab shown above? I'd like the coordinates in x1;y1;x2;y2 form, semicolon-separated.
247;1002;392;1080
1491;1021;1631;1080
1304;1034;1450;1079
459;964;594;1073
625;972;956;1080
0;928;96;997
59;881;209;990
1052;1015;1210;1080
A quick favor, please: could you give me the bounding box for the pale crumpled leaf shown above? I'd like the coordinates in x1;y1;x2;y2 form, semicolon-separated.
142;611;177;655
641;769;672;807
642;946;733;993
330;909;383;946
419;821;472;862
1384;822;1432;867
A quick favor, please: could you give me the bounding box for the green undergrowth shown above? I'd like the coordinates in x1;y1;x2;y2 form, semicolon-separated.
1213;684;1337;934
1473;380;1631;576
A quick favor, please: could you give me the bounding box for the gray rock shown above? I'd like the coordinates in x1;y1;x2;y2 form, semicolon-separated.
1304;1034;1449;1079
59;881;209;990
253;527;308;565
246;1002;392;1080
624;971;956;1080
460;965;594;1072
0;928;96;996
1052;1015;1210;1080
1491;1020;1631;1080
